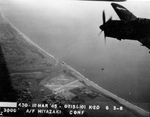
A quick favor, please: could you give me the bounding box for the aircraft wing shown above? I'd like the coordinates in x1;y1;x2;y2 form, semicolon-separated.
0;13;149;117
138;38;150;50
111;3;137;22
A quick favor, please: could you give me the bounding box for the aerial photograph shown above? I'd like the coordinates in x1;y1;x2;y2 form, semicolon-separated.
0;0;150;117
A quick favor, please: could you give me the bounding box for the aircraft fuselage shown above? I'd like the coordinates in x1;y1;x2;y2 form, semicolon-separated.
102;18;150;41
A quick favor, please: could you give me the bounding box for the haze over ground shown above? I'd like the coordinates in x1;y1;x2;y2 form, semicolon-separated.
0;0;150;104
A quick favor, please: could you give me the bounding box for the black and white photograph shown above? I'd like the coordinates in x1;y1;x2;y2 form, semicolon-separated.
0;0;150;117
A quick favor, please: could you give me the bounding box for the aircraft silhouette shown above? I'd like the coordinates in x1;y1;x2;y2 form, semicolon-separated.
100;3;150;50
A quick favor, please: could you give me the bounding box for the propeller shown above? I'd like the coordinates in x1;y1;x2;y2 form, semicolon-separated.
102;10;106;25
98;30;103;37
99;10;106;44
99;10;112;44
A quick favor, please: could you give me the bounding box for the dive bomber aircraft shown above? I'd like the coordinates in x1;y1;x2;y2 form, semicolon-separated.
100;3;150;50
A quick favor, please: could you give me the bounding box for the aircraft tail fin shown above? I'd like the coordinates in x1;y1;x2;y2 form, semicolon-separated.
111;3;137;22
